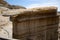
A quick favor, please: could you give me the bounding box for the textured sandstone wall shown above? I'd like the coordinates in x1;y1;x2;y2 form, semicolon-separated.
0;16;12;39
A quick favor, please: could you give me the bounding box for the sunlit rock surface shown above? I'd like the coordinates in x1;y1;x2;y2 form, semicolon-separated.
0;15;12;39
0;6;20;40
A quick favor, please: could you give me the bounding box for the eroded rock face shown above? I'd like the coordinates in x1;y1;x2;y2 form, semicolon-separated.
0;15;12;39
0;0;25;39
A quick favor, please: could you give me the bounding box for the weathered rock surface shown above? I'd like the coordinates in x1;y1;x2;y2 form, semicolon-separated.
0;1;25;40
0;15;12;39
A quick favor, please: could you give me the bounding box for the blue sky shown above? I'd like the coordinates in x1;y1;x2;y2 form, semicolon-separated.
5;0;60;11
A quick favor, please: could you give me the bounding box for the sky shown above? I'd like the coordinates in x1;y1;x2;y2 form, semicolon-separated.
5;0;60;11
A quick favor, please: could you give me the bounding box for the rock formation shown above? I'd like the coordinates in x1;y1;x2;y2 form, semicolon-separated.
0;0;9;7
0;0;26;9
8;5;26;9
